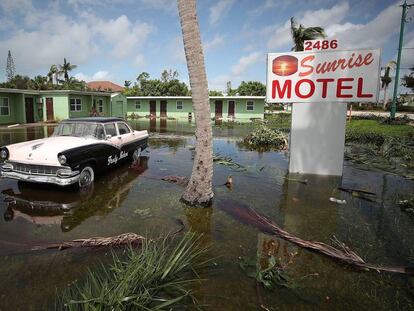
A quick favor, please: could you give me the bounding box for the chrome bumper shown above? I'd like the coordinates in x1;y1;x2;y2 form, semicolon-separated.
1;170;80;186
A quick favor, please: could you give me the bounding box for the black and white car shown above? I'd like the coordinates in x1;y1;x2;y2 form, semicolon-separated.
0;117;148;188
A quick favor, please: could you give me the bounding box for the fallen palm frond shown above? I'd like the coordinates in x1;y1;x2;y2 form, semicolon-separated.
213;153;245;171
218;199;414;276
57;233;209;311
33;233;146;251
161;175;190;186
33;220;185;251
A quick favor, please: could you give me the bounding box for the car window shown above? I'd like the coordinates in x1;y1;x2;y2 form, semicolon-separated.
95;125;105;140
105;123;117;137
117;122;131;135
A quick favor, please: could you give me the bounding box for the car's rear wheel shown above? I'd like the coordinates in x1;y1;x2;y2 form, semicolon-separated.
132;147;142;162
78;166;94;188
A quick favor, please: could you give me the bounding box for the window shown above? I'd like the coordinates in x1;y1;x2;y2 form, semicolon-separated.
246;101;254;111
105;123;117;137
70;98;82;111
54;123;105;140
97;99;104;113
176;100;183;110
0;98;9;116
135;101;141;109
117;122;131;135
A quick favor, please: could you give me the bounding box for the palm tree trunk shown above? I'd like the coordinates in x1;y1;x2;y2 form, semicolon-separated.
383;85;389;110
177;0;214;206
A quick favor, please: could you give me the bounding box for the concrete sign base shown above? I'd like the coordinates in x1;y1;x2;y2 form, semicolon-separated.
289;102;347;176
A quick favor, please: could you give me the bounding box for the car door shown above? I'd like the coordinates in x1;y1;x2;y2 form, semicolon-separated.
104;123;121;148
116;122;135;155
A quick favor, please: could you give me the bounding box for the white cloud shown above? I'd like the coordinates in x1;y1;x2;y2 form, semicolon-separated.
0;2;154;79
74;70;113;81
204;34;225;51
209;51;264;91
267;2;350;50
209;0;235;25
82;13;154;59
133;54;145;67
231;51;262;76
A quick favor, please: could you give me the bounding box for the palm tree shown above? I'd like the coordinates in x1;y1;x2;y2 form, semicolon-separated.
47;64;59;85
381;61;396;110
177;0;213;206
59;58;77;82
29;75;48;90
290;17;326;51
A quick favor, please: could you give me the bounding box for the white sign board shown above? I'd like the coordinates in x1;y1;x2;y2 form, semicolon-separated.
289;102;347;176
266;49;381;103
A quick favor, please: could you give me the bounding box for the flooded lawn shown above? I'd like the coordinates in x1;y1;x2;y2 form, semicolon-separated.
0;119;413;310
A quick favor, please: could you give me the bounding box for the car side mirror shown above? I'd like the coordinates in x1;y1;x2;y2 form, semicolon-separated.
106;134;112;139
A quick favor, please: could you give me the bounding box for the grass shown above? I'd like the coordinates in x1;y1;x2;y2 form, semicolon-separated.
57;233;209;311
346;119;414;141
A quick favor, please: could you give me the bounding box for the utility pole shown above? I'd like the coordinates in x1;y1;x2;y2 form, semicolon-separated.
391;0;413;118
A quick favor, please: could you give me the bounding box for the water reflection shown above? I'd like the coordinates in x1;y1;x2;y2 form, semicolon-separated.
1;157;148;232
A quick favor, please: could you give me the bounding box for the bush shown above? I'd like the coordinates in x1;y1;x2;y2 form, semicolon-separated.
57;233;208;310
243;125;288;151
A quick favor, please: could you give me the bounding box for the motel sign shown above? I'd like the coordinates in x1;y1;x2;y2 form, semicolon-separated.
266;44;381;176
266;48;381;103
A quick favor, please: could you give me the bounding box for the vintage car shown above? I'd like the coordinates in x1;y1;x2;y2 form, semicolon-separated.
0;117;148;188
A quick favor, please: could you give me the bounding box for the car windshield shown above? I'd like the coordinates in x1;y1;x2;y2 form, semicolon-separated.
54;123;105;140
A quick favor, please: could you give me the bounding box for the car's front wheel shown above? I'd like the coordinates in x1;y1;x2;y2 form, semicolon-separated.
78;166;94;188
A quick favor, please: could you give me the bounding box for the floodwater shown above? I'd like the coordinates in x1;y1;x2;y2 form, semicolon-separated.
0;119;413;310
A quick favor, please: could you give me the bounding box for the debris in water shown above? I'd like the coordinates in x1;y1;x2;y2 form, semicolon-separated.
398;198;414;216
329;197;347;204
284;177;308;185
213;153;245;171
224;175;233;189
217;199;414;276
161;175;189;186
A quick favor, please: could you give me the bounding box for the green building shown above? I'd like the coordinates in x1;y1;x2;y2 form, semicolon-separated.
126;96;265;120
0;88;112;124
0;88;265;125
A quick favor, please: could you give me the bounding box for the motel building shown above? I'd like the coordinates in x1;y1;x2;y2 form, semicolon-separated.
0;88;265;125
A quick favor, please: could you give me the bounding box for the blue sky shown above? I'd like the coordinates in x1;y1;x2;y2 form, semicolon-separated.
0;0;413;93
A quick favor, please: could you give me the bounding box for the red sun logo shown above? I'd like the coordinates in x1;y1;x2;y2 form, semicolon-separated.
272;55;298;76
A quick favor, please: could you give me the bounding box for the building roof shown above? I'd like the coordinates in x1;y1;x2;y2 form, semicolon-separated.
126;96;266;99
62;117;124;123
86;81;124;92
0;88;112;96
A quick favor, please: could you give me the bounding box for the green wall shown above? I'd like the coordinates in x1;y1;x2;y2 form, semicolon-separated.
111;93;127;118
41;94;69;121
0;92;25;125
126;98;265;120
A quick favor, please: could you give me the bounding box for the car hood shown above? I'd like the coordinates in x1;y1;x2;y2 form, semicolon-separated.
6;136;99;166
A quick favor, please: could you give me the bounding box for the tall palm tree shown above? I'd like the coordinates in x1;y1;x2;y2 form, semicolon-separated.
381;61;396;110
290;17;326;51
177;0;213;206
47;64;58;85
59;58;77;82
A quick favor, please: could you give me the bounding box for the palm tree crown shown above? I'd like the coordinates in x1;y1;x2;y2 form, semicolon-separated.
59;58;77;82
290;17;326;51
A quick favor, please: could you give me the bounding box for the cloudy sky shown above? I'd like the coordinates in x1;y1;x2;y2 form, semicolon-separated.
0;0;413;92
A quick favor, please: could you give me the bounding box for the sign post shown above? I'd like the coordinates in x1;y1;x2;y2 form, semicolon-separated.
266;46;381;176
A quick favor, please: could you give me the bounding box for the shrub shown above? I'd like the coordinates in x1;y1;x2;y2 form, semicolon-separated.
57;233;208;310
243;125;288;151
